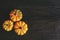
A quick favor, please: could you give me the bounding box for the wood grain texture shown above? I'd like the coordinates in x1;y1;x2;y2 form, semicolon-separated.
0;0;60;40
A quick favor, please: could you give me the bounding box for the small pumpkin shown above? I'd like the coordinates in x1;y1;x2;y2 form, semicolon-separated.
9;9;22;22
14;21;28;35
2;20;13;31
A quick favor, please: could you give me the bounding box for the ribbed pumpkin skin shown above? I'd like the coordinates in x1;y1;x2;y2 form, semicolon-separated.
2;20;13;31
14;21;28;35
2;9;28;36
9;9;22;22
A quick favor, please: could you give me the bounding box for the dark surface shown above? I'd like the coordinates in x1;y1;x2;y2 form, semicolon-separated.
0;0;60;40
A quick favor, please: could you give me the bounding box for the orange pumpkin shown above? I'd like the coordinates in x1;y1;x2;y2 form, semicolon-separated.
14;21;28;35
9;9;23;22
2;20;13;31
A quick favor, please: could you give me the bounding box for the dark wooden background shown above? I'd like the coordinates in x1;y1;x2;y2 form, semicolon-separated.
0;0;60;40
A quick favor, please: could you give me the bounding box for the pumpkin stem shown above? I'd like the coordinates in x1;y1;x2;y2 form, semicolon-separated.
19;27;22;29
14;9;17;15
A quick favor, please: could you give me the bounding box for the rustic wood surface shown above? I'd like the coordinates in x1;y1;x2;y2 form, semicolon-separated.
0;0;60;40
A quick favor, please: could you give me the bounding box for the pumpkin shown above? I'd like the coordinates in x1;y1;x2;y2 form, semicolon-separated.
9;9;22;22
2;20;13;31
14;21;28;35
